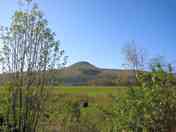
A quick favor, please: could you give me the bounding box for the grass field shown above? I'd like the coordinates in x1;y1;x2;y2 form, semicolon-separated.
0;86;127;131
50;86;127;96
41;86;127;131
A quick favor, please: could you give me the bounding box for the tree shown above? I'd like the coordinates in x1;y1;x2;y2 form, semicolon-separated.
122;40;145;71
113;64;176;131
121;41;145;84
0;0;66;131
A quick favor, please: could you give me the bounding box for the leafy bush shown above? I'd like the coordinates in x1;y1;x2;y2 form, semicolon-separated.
0;83;13;131
113;64;176;131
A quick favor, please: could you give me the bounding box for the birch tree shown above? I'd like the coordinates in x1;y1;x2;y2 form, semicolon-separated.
122;41;145;70
0;0;66;131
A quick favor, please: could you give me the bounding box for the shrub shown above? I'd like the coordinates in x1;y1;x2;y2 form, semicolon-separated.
113;64;176;131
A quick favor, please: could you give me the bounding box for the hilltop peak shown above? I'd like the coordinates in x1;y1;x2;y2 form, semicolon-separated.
69;61;97;70
73;61;94;66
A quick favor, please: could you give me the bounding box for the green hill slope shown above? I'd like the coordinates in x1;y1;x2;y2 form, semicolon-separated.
51;61;136;86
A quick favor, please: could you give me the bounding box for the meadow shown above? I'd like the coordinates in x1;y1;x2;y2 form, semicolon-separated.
0;86;121;131
1;76;176;132
41;86;126;132
50;86;127;96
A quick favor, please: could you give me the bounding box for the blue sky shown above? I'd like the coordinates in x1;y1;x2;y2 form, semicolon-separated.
0;0;176;69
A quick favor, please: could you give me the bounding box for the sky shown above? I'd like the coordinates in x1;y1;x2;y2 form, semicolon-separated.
0;0;176;69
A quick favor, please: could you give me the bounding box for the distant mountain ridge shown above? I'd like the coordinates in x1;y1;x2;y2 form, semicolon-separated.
50;61;136;86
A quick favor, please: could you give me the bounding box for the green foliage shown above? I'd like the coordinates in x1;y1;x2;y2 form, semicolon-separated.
0;83;13;131
113;64;176;131
0;0;66;131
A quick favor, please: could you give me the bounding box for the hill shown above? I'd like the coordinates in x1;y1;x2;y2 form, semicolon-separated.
50;61;136;86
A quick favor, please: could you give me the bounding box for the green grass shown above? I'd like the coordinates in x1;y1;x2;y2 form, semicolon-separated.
44;86;126;131
50;86;127;96
0;86;128;131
